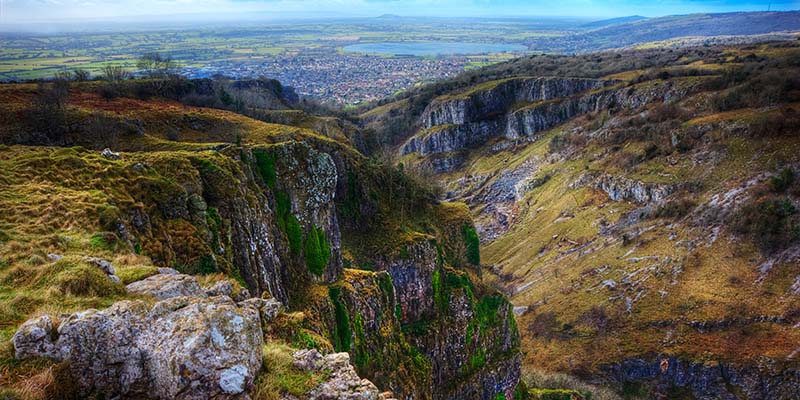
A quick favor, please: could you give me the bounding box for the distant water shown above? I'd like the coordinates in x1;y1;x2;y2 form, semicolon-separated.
343;41;526;56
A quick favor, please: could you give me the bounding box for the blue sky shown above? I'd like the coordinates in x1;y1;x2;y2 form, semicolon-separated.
1;0;798;23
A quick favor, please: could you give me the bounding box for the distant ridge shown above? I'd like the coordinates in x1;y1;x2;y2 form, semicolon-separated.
581;15;647;29
526;11;800;53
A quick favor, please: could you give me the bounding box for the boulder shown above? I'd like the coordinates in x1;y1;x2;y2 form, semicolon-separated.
126;273;206;300
293;349;382;400
239;297;282;325
100;148;121;160
84;256;122;283
12;296;263;400
204;280;234;297
12;315;60;360
139;296;263;399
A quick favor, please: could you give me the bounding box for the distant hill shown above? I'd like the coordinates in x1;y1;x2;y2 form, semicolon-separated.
527;11;800;53
580;15;647;29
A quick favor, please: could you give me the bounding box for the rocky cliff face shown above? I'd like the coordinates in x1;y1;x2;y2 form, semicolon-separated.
599;356;800;400
421;77;611;129
308;237;521;400
121;142;342;305
402;77;701;158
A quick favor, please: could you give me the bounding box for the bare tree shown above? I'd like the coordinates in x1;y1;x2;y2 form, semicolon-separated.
73;69;90;81
101;65;130;82
53;70;72;82
136;53;182;96
136;52;179;79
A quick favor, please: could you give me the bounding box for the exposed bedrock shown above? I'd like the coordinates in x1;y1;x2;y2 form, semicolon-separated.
421;77;611;128
600;356;800;400
13;295;264;400
403;77;698;157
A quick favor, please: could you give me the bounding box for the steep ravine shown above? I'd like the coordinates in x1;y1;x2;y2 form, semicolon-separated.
378;43;800;399
5;137;522;399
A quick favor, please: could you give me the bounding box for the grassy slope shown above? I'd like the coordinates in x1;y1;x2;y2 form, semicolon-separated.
398;42;800;375
0;87;346;396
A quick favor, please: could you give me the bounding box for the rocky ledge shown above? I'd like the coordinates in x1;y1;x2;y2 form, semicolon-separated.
12;271;385;400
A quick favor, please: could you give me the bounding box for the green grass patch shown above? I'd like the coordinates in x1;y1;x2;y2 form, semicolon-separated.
252;342;329;400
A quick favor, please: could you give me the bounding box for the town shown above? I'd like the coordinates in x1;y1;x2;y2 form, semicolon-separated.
183;52;481;104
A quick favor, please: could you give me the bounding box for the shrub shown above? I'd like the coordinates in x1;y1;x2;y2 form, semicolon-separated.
733;197;799;253
252;342;328;400
528;312;559;339
771;168;795;193
652;197;697;219
27;80;70;140
748;109;800;137
549;132;586;154
646;103;684;123
72;69;90;81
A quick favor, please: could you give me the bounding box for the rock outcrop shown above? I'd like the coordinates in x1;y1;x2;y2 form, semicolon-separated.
402;76;703;158
126;273;206;299
595;173;674;204
421;77;611;128
600;356;800;400
13;295;264;399
293;349;385;400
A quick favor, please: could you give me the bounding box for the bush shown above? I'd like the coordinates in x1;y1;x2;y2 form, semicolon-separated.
549;132;587;153
72;69;90;81
252;342;327;400
527;312;559;339
26;79;70;141
733;197;799;253
100;65;129;82
653;197;697;219
771;168;796;193
646;103;685;123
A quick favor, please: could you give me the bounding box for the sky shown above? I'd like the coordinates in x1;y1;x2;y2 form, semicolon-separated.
1;0;798;24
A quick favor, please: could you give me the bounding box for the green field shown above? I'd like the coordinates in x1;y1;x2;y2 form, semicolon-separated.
0;18;574;80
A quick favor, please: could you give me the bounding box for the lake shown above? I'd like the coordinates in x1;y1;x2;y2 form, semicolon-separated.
342;41;527;56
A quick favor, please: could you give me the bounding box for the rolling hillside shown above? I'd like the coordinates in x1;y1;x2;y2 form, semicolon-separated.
363;40;800;398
